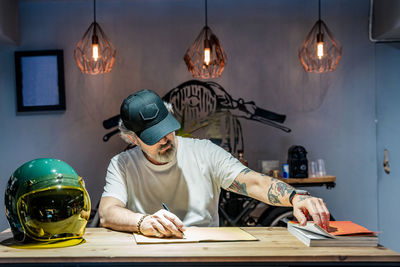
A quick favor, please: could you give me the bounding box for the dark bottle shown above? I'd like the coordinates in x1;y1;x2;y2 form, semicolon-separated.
237;150;248;167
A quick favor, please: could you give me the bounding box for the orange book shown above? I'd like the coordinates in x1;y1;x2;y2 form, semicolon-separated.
289;220;376;236
327;221;375;236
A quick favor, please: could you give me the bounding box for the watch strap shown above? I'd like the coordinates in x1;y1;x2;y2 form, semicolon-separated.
289;189;310;205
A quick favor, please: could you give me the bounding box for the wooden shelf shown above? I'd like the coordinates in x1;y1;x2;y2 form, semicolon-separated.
277;176;336;189
278;176;335;184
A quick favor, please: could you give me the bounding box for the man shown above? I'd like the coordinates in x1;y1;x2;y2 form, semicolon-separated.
99;89;330;238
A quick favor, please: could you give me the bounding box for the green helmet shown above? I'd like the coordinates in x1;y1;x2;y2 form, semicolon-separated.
4;158;91;243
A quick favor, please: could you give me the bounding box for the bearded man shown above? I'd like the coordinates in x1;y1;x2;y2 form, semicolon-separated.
99;89;330;238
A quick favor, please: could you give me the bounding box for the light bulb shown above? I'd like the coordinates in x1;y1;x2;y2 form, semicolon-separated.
203;38;211;65
316;33;324;59
92;43;99;61
204;47;211;65
92;33;99;61
317;42;324;59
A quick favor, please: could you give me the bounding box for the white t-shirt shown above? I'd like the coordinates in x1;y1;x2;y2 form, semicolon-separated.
102;136;246;226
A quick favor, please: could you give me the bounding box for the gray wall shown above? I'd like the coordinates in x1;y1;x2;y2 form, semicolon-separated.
0;0;383;249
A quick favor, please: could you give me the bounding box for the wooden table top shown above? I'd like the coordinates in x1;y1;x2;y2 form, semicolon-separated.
1;227;399;264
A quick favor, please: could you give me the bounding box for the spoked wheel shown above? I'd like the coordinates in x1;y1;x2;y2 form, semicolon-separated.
257;206;335;227
257;207;294;227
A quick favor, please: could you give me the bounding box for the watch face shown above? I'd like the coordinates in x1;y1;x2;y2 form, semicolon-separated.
296;189;310;195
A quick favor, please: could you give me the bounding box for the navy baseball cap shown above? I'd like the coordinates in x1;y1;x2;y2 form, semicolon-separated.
120;89;181;145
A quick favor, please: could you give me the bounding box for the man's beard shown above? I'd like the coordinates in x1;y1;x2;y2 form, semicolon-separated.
151;140;177;163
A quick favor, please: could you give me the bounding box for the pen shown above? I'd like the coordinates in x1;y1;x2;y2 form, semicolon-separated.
161;203;184;236
162;202;169;211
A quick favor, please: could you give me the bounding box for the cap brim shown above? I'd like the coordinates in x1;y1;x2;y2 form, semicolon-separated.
138;113;181;145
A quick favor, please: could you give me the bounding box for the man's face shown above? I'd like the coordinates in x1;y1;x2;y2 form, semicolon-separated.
135;132;177;164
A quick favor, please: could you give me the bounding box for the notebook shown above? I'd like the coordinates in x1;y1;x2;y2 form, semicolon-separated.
134;227;258;244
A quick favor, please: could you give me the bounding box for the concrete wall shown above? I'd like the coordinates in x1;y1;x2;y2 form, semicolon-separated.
0;0;384;249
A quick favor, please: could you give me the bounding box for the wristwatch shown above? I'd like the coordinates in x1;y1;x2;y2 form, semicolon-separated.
289;189;310;205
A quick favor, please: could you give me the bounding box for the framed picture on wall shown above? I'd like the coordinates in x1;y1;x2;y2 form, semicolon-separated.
14;50;66;112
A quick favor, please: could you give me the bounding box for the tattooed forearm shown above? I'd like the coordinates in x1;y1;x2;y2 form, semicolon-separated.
228;180;248;196
267;180;295;205
232;168;296;205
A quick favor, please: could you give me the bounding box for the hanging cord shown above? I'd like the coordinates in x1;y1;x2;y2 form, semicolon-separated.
205;0;208;27
93;0;97;40
204;0;209;40
318;0;321;33
318;0;321;21
93;0;96;23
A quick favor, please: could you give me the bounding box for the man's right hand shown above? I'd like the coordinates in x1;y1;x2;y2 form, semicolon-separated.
139;209;185;238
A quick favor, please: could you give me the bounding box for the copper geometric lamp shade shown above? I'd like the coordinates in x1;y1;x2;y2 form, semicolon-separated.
74;0;116;75
184;0;227;79
299;0;342;73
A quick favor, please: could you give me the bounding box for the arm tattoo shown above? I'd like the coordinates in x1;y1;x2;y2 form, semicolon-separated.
294;195;311;202
267;181;294;205
228;180;248;196
240;168;251;174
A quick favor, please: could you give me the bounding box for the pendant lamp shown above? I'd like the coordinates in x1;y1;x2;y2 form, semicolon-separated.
74;0;116;75
184;0;227;79
298;0;342;73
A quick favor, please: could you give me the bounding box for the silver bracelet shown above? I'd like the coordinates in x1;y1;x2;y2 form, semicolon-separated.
137;214;149;235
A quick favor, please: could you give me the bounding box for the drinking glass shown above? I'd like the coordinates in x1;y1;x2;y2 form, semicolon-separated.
317;159;327;177
308;161;317;177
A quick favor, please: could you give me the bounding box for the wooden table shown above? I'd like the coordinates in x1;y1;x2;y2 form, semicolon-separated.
1;227;399;266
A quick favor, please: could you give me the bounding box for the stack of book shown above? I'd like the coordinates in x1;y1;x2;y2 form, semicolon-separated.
287;220;378;247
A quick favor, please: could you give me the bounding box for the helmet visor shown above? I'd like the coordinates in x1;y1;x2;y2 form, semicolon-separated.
17;186;90;241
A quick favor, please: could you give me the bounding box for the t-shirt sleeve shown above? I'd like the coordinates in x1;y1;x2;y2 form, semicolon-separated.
101;155;128;205
205;140;247;189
